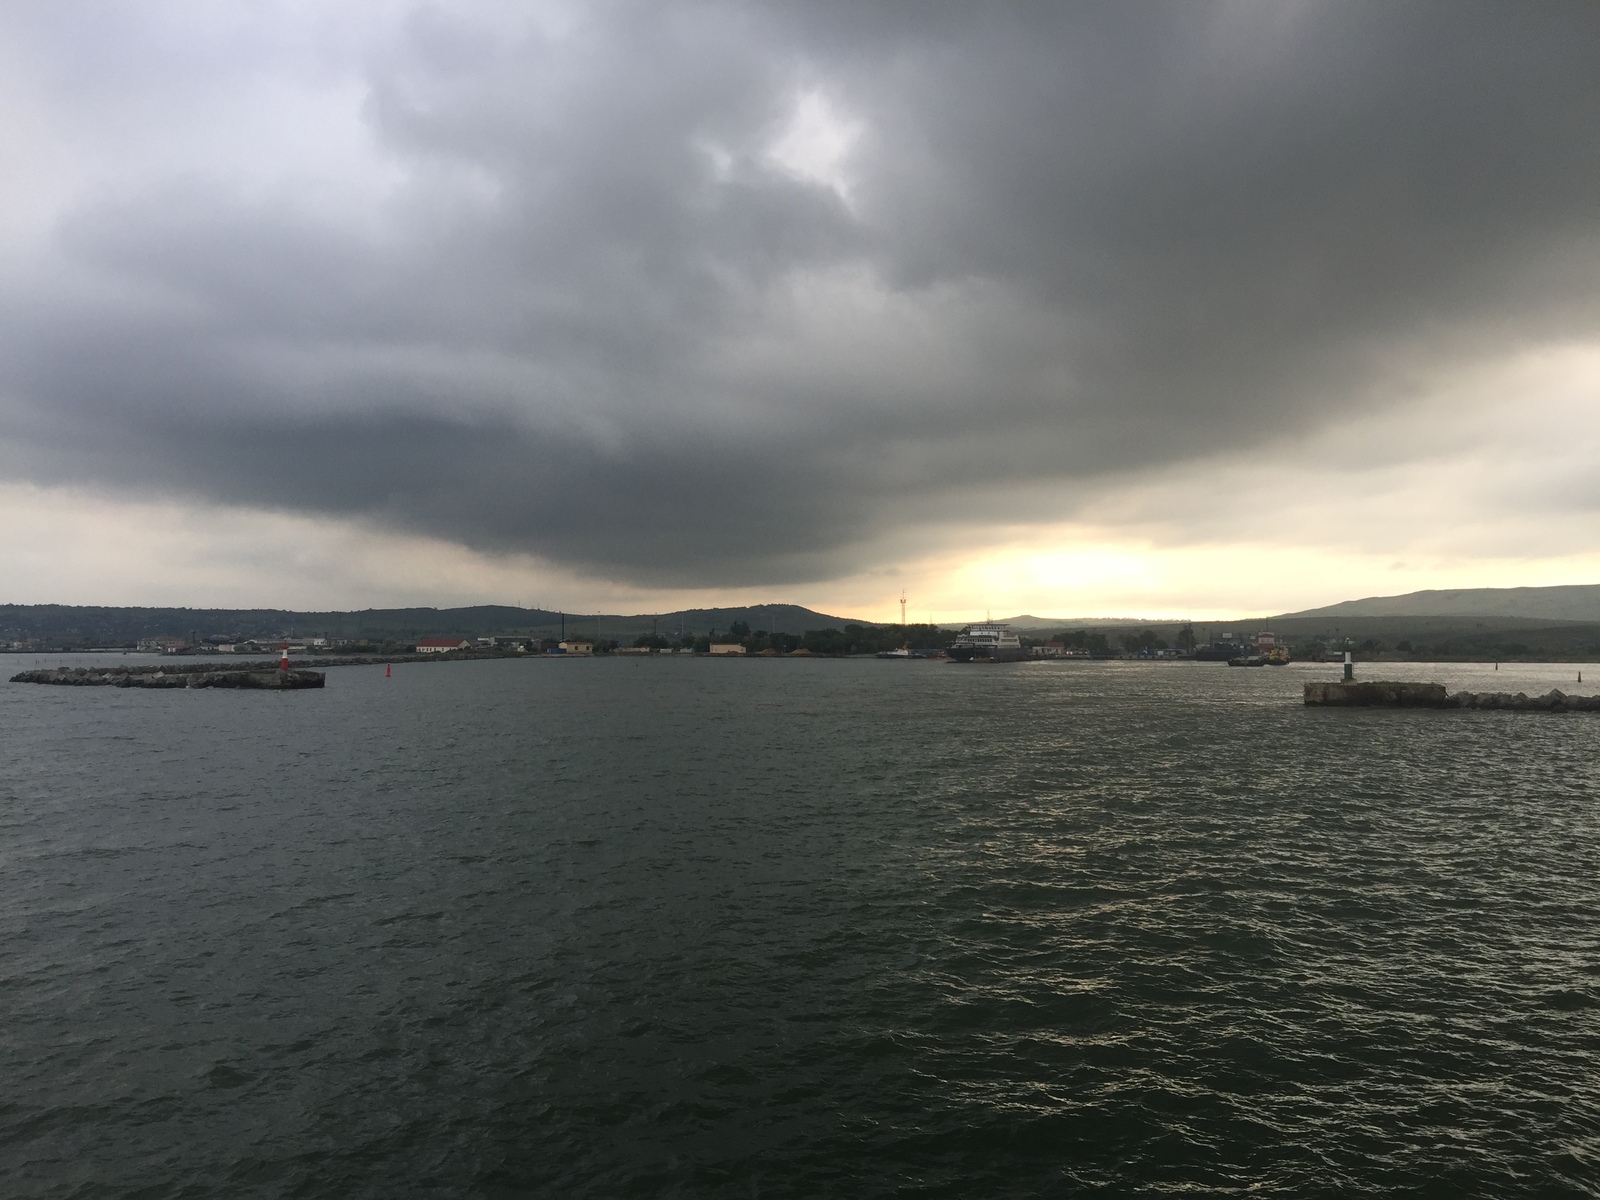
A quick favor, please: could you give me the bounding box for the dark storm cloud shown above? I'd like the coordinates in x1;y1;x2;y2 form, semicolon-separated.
2;1;1597;583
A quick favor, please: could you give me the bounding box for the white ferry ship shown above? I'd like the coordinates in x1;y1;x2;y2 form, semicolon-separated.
946;622;1027;663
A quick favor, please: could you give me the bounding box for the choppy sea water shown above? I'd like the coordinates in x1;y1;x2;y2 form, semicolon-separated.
3;655;1599;1198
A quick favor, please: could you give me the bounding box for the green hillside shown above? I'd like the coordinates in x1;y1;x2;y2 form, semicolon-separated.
0;603;855;648
1278;584;1600;622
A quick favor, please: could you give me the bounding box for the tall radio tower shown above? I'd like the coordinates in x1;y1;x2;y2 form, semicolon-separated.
900;591;907;626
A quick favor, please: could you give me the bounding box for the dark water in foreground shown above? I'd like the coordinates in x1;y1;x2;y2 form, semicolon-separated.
4;657;1599;1198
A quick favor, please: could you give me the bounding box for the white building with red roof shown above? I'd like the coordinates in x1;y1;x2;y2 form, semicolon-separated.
416;637;471;653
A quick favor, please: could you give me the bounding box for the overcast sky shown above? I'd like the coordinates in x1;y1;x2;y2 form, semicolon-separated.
2;1;1598;619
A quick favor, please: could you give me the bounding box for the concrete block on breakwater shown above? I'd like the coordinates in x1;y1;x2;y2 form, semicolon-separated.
1305;680;1600;711
1304;681;1451;707
11;667;324;690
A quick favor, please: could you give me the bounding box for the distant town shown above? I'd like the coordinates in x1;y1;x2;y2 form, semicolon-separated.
105;623;1232;659
5;623;1301;661
7;596;1600;662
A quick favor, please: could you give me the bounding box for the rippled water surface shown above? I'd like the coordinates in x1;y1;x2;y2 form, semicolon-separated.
4;657;1599;1197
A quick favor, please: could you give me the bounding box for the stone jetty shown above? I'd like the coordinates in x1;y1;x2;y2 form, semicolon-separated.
1305;680;1600;711
11;666;324;690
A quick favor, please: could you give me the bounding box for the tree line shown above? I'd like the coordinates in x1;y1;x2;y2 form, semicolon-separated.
633;622;951;656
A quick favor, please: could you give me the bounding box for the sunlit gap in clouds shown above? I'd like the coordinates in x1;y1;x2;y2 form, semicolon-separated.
764;90;864;206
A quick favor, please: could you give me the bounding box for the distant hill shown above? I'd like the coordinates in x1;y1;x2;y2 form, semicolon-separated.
996;614;1188;630
1277;585;1600;623
0;602;858;646
636;604;857;638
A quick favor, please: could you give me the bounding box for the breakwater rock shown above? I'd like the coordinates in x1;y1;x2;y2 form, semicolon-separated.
1447;688;1600;711
11;667;324;690
1305;681;1600;711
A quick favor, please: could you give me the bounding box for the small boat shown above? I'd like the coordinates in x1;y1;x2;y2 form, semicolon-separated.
876;645;912;659
1228;654;1268;667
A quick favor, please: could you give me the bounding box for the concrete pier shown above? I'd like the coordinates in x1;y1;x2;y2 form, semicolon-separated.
1304;681;1450;707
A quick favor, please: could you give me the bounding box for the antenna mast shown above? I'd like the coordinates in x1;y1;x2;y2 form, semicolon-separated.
900;591;907;626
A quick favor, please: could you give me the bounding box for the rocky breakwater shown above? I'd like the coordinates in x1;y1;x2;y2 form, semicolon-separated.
11;666;324;690
1447;688;1600;711
1305;680;1600;711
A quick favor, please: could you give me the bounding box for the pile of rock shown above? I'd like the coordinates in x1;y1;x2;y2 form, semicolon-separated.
10;667;324;690
1449;689;1599;711
1305;680;1600;711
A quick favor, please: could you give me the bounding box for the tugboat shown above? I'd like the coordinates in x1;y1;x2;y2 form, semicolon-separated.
1233;631;1290;667
947;622;1028;663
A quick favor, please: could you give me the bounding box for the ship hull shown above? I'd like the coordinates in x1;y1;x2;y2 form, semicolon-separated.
947;647;1029;663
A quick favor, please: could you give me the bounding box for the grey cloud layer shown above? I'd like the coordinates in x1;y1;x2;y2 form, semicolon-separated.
2;1;1597;583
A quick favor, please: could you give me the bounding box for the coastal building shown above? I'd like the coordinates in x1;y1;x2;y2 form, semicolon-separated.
1033;641;1067;658
559;640;593;656
709;643;747;655
417;637;471;653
